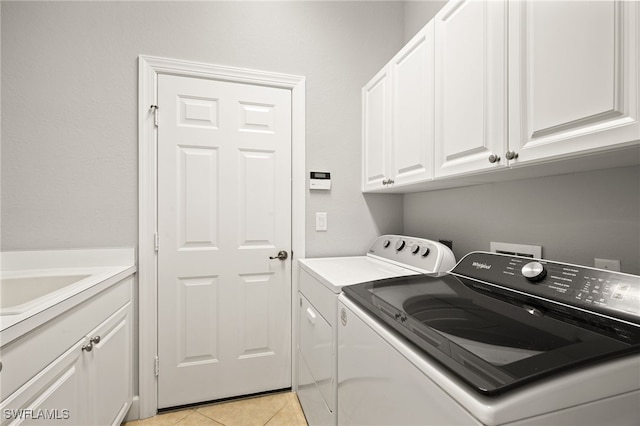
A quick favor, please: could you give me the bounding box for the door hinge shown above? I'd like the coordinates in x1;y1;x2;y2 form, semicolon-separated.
154;356;160;377
154;233;159;252
150;105;159;127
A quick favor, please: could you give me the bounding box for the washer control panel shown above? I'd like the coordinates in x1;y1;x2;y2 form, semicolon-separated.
452;252;640;324
367;235;456;274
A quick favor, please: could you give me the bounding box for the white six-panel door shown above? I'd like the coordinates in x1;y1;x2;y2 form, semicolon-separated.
157;74;292;408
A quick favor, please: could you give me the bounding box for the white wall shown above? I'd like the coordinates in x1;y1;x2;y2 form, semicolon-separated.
405;166;640;275
1;1;405;256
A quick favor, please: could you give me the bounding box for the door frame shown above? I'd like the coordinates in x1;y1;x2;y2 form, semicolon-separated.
137;55;305;419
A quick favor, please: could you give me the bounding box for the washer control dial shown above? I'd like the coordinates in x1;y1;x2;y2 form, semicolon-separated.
383;239;391;248
395;240;406;251
421;247;430;257
522;261;547;282
411;245;420;255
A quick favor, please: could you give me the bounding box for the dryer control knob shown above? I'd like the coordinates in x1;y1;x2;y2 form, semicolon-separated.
383;239;391;248
421;247;430;257
395;240;406;251
411;245;420;255
522;262;547;282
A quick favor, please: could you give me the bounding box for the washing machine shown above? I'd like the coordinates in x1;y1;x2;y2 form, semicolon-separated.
296;235;455;426
338;251;640;425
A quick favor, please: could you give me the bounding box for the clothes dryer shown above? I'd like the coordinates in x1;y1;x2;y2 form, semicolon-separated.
296;235;455;426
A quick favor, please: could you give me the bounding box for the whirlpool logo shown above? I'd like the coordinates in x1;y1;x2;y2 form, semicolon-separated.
472;261;492;270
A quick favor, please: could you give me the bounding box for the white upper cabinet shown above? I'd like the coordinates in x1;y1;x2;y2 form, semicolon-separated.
390;22;435;187
434;0;508;178
362;67;390;191
508;0;639;165
362;0;639;193
363;22;434;191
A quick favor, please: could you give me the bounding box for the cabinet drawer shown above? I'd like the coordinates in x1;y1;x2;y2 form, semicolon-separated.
0;278;132;400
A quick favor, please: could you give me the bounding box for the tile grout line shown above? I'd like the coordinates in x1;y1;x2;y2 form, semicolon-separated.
262;401;289;426
193;408;227;426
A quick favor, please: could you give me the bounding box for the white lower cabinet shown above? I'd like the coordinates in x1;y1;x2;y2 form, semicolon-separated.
0;278;133;426
85;303;132;426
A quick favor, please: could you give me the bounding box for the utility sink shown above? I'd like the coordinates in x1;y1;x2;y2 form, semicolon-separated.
0;274;91;315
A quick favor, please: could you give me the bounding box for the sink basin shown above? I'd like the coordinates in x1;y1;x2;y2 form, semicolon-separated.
0;274;91;315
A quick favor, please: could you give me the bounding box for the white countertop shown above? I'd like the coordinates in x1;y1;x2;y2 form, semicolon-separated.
0;248;136;344
298;255;419;293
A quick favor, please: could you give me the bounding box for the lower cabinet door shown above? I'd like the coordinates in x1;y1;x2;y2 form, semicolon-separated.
87;303;133;426
0;341;87;426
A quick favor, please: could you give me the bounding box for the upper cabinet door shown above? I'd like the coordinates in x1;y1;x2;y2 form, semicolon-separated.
434;0;508;178
390;21;435;186
508;0;639;165
362;67;390;192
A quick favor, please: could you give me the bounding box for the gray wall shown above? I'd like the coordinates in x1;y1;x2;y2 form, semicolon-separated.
1;1;405;256
403;0;447;42
405;166;640;275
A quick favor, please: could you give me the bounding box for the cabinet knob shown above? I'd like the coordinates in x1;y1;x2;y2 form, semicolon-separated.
82;336;101;352
505;150;519;160
488;154;500;164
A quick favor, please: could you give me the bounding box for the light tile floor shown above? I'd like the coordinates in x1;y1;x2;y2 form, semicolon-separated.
123;392;308;426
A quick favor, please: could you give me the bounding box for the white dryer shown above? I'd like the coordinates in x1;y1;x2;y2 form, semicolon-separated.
296;235;455;426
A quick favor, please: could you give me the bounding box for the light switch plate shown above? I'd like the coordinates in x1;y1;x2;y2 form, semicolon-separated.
315;212;327;231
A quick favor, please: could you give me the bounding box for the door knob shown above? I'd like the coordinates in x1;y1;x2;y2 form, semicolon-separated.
269;250;288;260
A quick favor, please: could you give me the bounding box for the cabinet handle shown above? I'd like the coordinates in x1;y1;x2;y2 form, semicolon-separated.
488;154;500;164
306;307;317;325
81;336;101;352
382;178;395;186
505;150;519;160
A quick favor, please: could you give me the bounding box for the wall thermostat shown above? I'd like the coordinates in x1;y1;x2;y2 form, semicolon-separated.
310;171;331;190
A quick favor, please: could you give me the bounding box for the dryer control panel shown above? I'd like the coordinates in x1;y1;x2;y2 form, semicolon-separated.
452;252;640;325
367;235;456;275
